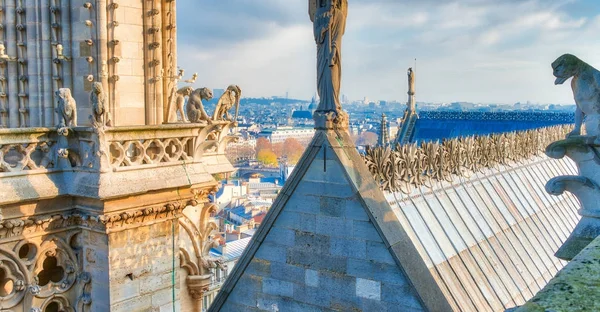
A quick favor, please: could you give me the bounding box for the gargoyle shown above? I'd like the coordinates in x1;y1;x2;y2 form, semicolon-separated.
213;85;241;122
186;87;213;123
552;54;600;137
90;82;111;127
55;88;77;127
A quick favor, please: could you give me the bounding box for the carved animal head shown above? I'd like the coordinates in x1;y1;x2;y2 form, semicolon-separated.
92;82;103;94
56;88;73;102
552;54;582;85
194;87;213;101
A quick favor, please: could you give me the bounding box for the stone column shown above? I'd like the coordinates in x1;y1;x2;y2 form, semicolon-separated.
60;0;72;90
187;275;211;312
161;0;176;123
97;0;110;123
25;0;39;126
40;0;53;126
6;0;19;127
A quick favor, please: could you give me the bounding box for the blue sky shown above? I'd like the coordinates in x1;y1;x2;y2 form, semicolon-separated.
176;0;600;104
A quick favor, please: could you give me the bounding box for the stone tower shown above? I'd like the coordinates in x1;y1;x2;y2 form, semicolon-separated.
0;1;238;311
0;0;178;128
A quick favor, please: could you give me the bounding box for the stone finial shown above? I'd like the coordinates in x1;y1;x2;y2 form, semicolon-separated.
213;85;241;122
55;88;76;127
310;0;348;129
552;54;600;138
89;82;111;127
183;73;198;84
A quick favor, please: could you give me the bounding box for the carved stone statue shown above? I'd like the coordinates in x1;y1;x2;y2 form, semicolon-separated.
309;0;348;126
168;86;193;123
90;82;111;127
55;88;77;127
552;54;600;137
408;68;415;95
213;85;241;122
186;87;213;123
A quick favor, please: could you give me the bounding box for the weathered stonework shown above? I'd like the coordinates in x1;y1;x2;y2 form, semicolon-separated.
0;0;179;128
0;120;237;311
210;130;449;312
366;125;571;194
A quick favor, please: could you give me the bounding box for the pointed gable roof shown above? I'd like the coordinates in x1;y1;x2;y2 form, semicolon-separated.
209;129;451;311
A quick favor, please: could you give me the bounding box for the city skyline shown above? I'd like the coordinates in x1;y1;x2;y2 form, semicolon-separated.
177;0;599;105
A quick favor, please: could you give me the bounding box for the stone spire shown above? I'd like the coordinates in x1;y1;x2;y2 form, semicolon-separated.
395;67;420;144
378;113;389;146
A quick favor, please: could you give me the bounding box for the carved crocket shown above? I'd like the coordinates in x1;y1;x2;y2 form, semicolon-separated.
186;87;213;123
552;54;600;137
213;85;242;122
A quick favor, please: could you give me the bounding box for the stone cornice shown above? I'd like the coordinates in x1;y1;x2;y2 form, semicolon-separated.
0;200;195;238
99;200;187;230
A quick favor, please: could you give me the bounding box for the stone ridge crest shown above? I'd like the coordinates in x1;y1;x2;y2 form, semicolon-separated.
364;125;572;194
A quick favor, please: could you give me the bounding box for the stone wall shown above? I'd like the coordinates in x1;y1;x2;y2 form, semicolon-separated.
0;0;177;128
109;220;180;312
214;131;430;311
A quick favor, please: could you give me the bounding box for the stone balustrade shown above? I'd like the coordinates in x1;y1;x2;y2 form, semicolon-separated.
0;122;238;204
0;121;238;175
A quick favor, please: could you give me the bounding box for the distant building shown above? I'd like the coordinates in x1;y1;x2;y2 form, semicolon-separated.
257;126;315;145
279;162;295;183
204;237;253;311
226;202;269;228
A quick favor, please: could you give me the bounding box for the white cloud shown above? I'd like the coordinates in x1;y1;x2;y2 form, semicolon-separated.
176;0;600;104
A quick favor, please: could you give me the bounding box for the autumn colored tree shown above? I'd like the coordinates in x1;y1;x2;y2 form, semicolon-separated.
282;138;306;165
271;142;283;158
226;144;255;163
257;149;278;167
255;137;272;157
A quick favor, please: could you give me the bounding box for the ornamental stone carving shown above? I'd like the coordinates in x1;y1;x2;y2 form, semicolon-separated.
365;125;570;194
167;86;193;123
89;82;111;128
187;87;213;124
55;88;77;128
213;85;241;122
99;201;184;230
309;0;348;129
545;55;600;260
552;54;600;137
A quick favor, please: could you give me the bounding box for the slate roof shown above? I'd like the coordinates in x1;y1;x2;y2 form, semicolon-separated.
411;111;574;143
291;110;313;119
385;156;579;311
211;237;253;262
211;127;578;312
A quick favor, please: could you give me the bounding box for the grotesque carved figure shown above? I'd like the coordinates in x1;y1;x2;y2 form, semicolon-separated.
168;86;193;123
90;82;111;127
186;87;213;123
55;88;77;127
552;54;600;137
213;85;241;122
